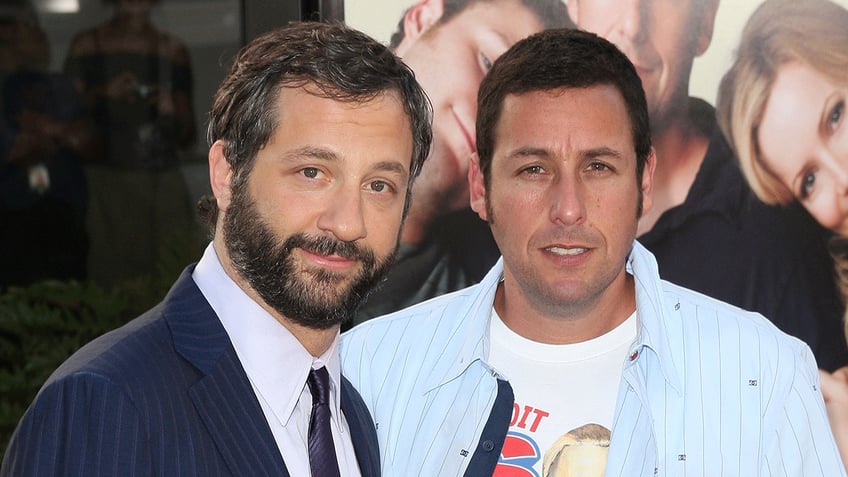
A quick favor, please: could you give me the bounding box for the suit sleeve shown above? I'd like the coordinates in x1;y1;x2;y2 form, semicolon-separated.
760;344;848;476
1;373;153;477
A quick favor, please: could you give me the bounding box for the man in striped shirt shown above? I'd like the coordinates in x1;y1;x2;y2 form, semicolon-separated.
341;28;846;476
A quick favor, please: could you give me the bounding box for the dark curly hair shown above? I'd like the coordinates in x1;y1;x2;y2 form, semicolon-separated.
199;21;433;231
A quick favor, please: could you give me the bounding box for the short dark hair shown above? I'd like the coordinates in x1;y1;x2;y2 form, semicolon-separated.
388;0;574;49
200;21;433;230
476;28;651;190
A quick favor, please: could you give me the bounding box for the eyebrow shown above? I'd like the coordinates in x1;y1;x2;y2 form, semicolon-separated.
504;146;626;161
490;29;511;52
284;146;409;178
284;146;339;163
372;160;409;178
581;146;625;161
505;146;552;160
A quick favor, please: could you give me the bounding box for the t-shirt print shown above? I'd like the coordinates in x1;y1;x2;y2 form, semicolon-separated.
494;399;610;477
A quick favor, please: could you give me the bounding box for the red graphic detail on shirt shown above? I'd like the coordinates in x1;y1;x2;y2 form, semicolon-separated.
510;403;550;432
501;432;538;459
495;431;541;477
494;463;538;477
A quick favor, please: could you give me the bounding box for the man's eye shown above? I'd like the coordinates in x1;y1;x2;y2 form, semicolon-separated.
300;167;319;178
521;165;543;175
370;180;389;192
480;53;493;72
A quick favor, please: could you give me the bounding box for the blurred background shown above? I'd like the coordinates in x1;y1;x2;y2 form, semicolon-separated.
0;0;343;454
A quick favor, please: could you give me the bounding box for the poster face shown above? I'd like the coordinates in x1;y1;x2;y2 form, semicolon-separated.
344;0;848;406
347;0;848;106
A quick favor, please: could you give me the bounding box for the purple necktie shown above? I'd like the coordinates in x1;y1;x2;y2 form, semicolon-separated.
307;367;341;477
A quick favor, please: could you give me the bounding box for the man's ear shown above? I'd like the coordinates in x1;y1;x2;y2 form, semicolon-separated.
640;147;657;216
469;152;489;221
209;140;234;214
395;0;445;56
695;0;720;57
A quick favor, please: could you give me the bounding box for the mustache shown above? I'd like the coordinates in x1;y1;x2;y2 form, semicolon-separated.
285;233;376;265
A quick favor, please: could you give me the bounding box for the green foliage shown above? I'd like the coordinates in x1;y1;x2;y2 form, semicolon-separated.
0;280;129;452
0;227;205;457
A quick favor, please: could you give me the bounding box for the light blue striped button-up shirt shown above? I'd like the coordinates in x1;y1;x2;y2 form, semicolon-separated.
341;241;846;476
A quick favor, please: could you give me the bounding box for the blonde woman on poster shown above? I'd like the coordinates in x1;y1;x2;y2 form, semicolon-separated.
563;0;848;373
717;0;848;465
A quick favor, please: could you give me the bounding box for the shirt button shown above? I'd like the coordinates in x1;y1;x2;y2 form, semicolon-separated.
481;440;494;452
629;350;639;361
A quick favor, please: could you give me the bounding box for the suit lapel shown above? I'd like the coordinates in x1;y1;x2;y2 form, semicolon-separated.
341;376;381;477
189;354;289;477
164;267;289;476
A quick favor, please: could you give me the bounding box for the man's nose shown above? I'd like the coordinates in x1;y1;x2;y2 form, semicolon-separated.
615;0;649;45
316;184;367;243
549;174;586;226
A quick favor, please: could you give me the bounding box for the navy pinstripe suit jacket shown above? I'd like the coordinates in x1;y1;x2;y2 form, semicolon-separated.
1;266;381;476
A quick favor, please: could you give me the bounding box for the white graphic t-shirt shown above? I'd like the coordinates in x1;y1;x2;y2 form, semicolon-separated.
488;309;637;477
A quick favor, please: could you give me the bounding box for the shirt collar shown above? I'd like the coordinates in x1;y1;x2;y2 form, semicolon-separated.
192;243;343;425
421;243;684;396
628;241;684;395
422;257;505;393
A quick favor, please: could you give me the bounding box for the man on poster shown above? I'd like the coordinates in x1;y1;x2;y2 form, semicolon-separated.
565;0;848;370
351;0;573;324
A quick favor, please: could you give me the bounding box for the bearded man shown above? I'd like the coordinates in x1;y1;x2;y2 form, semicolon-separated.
1;21;432;477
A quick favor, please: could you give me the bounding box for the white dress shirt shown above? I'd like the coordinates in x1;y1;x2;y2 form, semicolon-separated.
193;244;362;477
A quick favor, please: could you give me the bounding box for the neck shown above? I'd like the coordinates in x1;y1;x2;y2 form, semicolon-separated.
637;107;710;235
495;271;636;345
278;322;339;359
212;239;339;358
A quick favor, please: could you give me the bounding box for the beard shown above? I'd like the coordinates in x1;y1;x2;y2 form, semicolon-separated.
222;181;398;330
